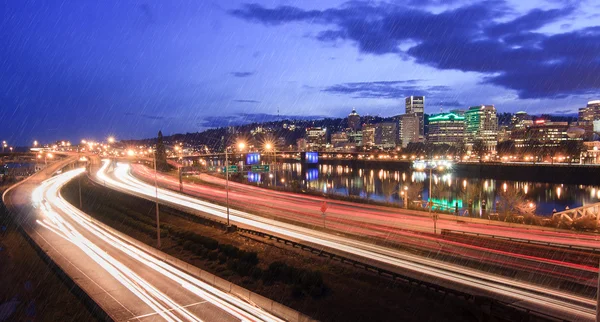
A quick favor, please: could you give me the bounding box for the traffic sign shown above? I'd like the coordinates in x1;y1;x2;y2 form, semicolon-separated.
250;165;270;172
221;165;238;173
320;201;328;214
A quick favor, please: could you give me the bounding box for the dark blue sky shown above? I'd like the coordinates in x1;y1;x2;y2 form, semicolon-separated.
1;0;599;145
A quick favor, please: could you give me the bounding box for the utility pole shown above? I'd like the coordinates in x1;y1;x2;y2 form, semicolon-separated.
224;136;230;227
429;167;433;214
597;257;600;322
79;175;83;209
273;146;277;188
154;149;161;249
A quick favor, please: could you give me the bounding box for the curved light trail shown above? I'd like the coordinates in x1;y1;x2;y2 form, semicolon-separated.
34;167;285;322
97;160;597;321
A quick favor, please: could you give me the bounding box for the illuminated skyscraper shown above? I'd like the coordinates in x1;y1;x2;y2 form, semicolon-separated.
348;108;361;131
405;96;424;139
399;114;420;148
465;105;498;151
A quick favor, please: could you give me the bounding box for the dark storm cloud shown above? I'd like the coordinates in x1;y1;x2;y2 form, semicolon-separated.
231;2;600;99
322;80;450;99
198;113;325;128
230;71;255;78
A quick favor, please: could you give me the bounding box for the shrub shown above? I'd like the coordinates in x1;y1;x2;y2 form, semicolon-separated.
208;250;219;261
240;251;258;265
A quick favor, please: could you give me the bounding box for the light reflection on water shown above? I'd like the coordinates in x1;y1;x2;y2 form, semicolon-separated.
276;163;600;216
208;160;600;216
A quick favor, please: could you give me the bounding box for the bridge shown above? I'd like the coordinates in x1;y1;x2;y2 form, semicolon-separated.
552;203;600;223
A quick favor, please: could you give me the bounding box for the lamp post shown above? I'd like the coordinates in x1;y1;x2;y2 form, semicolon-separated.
153;147;161;248
265;142;276;187
2;141;6;153
225;141;230;227
424;163;445;234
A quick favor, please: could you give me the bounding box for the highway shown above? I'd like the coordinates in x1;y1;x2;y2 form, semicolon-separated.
132;164;600;251
3;160;286;321
97;160;598;321
129;163;600;283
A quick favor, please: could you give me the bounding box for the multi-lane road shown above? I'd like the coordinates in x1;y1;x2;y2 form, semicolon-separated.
132;163;600;250
130;162;600;283
3;159;287;322
96;160;598;321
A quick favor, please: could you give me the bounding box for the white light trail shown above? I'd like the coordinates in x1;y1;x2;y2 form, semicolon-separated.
99;160;596;321
35;166;284;322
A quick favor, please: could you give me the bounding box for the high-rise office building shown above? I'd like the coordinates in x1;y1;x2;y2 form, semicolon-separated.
578;100;600;138
375;122;398;149
306;127;327;151
348;108;361;131
510;111;533;130
362;124;376;147
465;105;498;151
427;112;465;146
405;96;424;139
511;120;575;148
399;114;420;148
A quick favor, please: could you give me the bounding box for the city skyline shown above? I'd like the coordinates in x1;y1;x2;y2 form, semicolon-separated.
2;0;600;145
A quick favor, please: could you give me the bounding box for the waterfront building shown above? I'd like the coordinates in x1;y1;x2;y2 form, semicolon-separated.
362;124;376;148
306;127;327;151
399;114;420;148
511;120;575;148
347;130;363;147
581;141;600;164
405;96;425;139
465;105;498;151
375;122;398;149
510;111;533;130
578;100;600;138
498;125;511;142
331;131;349;151
427;112;465;146
296;138;307;151
348;108;361;132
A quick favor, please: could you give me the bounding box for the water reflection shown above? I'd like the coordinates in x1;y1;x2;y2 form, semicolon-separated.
204;159;599;216
270;162;600;216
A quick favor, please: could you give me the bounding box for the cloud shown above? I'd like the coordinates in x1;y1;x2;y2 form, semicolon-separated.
230;71;255;78
551;109;576;114
231;2;600;99
124;112;168;120
233;99;260;103
434;100;463;107
198;113;325;128
322;80;449;99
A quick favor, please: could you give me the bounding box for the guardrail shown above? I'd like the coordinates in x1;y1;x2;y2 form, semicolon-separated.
237;227;570;321
441;229;600;252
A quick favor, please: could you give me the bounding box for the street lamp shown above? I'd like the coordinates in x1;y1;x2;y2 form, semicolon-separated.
33;140;38;147
151;147;161;248
265;142;277;187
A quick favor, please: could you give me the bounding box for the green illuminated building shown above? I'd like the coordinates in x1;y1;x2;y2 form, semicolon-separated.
427;112;466;145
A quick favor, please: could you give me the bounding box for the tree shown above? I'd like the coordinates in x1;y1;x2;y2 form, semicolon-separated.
381;179;397;203
156;131;169;171
471;140;486;160
497;140;516;156
558;140;584;164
